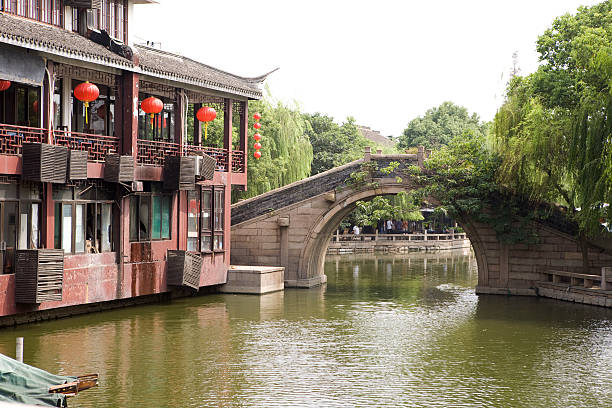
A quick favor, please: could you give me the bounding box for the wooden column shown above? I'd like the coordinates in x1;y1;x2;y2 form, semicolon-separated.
43;60;54;142
175;89;184;152
239;100;248;173
120;72;139;157
223;98;233;171
193;103;202;146
42;184;54;249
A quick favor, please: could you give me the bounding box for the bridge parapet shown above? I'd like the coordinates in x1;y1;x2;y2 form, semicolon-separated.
232;151;420;226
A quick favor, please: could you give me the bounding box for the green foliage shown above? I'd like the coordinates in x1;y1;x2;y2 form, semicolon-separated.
304;113;372;175
492;1;612;239
398;101;488;150
233;95;313;202
353;192;423;228
346;162;379;190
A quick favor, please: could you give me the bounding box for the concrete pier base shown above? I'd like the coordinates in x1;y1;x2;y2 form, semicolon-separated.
219;266;285;295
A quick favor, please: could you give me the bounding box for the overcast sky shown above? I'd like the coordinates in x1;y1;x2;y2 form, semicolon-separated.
132;0;602;137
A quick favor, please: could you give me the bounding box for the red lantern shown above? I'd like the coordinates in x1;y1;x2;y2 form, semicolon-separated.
253;122;261;130
254;151;261;159
33;100;39;114
141;96;164;126
253;133;261;142
196;106;217;140
254;142;262;150
74;81;100;125
0;80;10;92
253;112;261;121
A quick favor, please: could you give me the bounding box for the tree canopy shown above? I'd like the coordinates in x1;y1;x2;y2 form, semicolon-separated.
233;96;313;202
492;1;612;238
398;101;488;150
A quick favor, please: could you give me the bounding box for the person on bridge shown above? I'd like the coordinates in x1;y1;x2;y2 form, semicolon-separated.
353;225;360;235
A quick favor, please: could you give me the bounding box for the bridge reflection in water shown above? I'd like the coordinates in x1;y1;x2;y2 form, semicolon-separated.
0;250;610;407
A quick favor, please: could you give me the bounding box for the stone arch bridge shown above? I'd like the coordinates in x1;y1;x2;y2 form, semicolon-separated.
231;150;612;295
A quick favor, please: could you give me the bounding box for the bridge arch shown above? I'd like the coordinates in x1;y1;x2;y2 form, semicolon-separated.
231;154;611;295
295;181;490;288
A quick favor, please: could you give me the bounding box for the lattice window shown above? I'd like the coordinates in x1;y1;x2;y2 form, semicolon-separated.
55;64;117;88
139;81;176;99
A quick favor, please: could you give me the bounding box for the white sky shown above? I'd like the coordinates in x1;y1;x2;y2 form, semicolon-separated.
132;0;602;137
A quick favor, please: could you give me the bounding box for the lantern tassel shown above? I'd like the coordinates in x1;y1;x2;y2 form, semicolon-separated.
84;101;89;125
150;113;154;126
204;122;209;141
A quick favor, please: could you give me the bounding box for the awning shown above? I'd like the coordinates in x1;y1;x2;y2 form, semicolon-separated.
0;44;45;87
0;353;74;407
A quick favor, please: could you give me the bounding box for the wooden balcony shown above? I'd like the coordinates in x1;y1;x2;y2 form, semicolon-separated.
0;124;246;176
138;139;245;173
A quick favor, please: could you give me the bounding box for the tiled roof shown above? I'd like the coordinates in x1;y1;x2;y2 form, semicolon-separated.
0;13;133;68
0;13;267;99
357;125;395;147
134;45;264;99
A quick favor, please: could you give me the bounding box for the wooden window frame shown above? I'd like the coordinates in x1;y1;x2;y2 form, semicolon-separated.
188;186;224;254
129;193;172;242
54;200;114;254
2;0;63;27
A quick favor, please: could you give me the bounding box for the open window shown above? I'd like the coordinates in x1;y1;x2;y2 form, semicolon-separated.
71;80;115;136
53;184;115;254
129;193;172;242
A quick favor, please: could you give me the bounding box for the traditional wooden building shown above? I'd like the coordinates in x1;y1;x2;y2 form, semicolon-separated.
0;1;265;321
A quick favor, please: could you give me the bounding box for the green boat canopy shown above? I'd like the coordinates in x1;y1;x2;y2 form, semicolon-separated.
0;353;75;407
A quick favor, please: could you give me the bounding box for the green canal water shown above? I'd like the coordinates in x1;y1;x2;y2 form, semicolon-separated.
1;249;611;407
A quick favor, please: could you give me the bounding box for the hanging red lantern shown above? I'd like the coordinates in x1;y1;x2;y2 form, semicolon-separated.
253;112;261;121
196;106;217;141
141;96;164;126
74;81;100;125
254;142;262;150
0;80;10;92
254;151;261;159
253;122;261;130
253;133;261;142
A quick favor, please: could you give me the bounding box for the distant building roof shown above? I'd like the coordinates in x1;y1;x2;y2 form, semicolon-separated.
357;125;395;148
0;12;267;99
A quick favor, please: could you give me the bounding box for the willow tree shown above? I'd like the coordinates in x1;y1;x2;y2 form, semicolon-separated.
492;1;612;271
233;95;313;201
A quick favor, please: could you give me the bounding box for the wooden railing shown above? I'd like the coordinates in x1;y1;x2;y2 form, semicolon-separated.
331;233;468;242
0;123;243;174
183;145;229;172
0;124;45;155
231;150;245;173
136;139;181;166
54;129;120;163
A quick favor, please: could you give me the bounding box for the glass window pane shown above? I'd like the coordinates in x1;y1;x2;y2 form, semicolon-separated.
62;204;72;253
18;204;28;250
139;196;150;241
201;235;211;252
4;202;17;249
214;189;224;231
202;190;211;232
75;204;85;253
161;195;170;239
130;196;138;241
54;202;61;249
101;203;112;252
30;203;39;249
213;234;223;251
152;195;161;239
